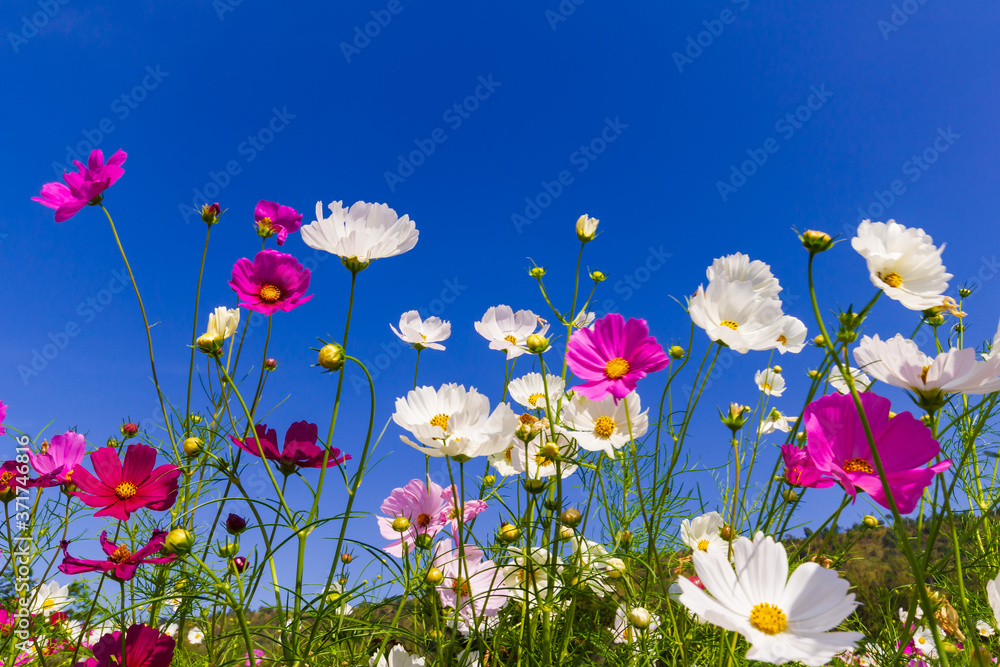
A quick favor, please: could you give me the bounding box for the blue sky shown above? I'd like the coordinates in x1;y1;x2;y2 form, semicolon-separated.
3;0;1000;603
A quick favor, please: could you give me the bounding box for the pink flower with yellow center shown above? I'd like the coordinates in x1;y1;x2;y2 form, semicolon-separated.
32;149;126;222
254;200;303;245
804;392;951;514
59;530;176;582
229;249;313;315
27;431;86;487
81;624;175;667
565;313;669;402
377;478;451;557
69;444;180;521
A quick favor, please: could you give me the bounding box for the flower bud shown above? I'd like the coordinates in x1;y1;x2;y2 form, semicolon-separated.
499;523;521;543
215;581;231;595
201;203;221;225
540;442;560;462
668;345;685;359
544;498;561;512
812;335;826;347
863;515;879;529
782;489;798;503
526;334;550;354
924;312;946;327
106;437;118;447
216;541;239;558
576;214;599;242
528;266;546;279
959;286;973;298
264;358;278;371
559;525;574;541
224;513;247;536
523;478;548;495
190;415;203;425
772;365;782;374
807;369;820;379
425;567;444;585
720;403;751;431
392;516;411;532
800;229;834;254
606;557;626;579
183;437;204;458
627;607;652;629
120;422;139;439
616;530;633;549
229;556;248;575
164;528;195;556
482;474;496;488
719;525;733;541
196;333;224;357
317;343;345;371
590;270;607;283
559;508;582;528
414;533;434;551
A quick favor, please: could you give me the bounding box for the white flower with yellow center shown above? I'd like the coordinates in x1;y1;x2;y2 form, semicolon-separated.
754;369;785;396
851;219;951;311
474;305;550;360
301;200;418;269
688;278;798;354
28;581;71;617
205;306;240;341
507;373;565;413
978;619;996;638
390;310;451;351
677;532;862;666
503;546;563;605
706;252;782;300
187;627;205;645
559;391;648;458
163;623;179;638
828;366;872;394
369;645;426;667
679;511;726;555
854;334;1000;400
774;316;808;354
911;626;937;657
489;438;526;477
759;408;797;436
392;384;517;459
522;438;577;479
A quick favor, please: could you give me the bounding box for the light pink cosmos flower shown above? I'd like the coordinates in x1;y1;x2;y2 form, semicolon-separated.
377;478;452;557
439;493;488;537
27;431;86;487
804;392;951;514
566;313;669;402
254;200;303;245
33;149;126;222
434;540;508;621
229;249;313;315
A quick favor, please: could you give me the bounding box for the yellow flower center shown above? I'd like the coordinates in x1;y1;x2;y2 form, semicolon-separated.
429;414;450;430
749;602;788;635
504;334;518;346
0;472;13;488
416;513;431;528
762;383;772;392
534;452;555;468
528;392;546;407
920;364;932;384
605;357;630;380
42;600;55;610
109;545;132;563
777;334;788;345
593;416;616;438
720;320;739;330
259;284;282;303
696;539;710;551
504;445;515;463
842;458;874;474
451;576;471;598
114;482;138;500
880;271;903;288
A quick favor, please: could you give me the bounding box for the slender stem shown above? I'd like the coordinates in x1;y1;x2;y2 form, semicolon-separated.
186;224;213;436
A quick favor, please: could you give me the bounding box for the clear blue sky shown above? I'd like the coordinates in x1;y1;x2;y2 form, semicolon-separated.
3;0;999;602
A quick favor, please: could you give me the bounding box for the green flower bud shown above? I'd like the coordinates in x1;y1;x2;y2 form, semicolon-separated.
164;528;195;556
317;343;345;371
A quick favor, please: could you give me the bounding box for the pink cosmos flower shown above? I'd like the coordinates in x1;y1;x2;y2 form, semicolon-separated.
28;431;86;487
32;149;126;222
81;624;175;667
70;444;181;521
0;400;6;436
59;530;176;581
439;493;488;537
231;422;350;472
255;200;303;245
377;478;451;557
434;540;508;621
245;649;265;666
0;460;60;499
229;249;313;315
566;313;669;402
804;392;951;514
780;444;836;489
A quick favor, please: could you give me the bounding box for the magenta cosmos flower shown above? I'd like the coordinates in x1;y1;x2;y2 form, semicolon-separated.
32;149;126;222
255;200;303;245
59;530;176;581
28;431;86;487
780;444;836;489
232;422;350;472
378;478;451;557
229;249;313;315
80;624;175;667
566;313;669;402
0;400;6;436
70;444;180;521
804;392;951;514
0;460;60;500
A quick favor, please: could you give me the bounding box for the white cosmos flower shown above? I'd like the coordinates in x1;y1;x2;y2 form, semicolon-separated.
390;310;451;351
611;605;660;644
854;334;1000;400
828;366;872;394
679;511;726;556
302;200;418;268
205;306;240;341
754;369;785;396
851;219;952;311
759;408;796;436
474;305;550;360
489;439;526;477
369;645;426;667
706;252;782;300
978;619;996;637
508;373;565;412
163;623;179;638
504;546;563;605
392;384;517;458
559;391;648;458
28;581;71;616
774;316;808;353
678;532;862;666
988;571;1000;629
911;626;937;657
572;309;596;329
898;605;924;624
570;537;615;596
523;438;577;479
689;278;801;354
187;627;205;645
